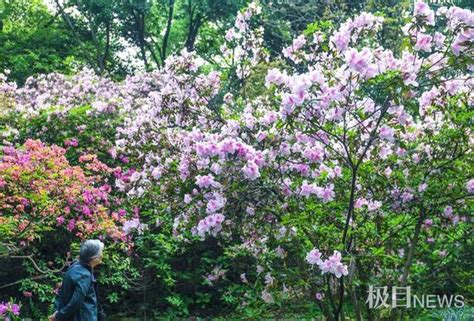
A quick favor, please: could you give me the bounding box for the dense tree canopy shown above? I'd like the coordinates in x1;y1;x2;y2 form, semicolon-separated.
0;0;84;83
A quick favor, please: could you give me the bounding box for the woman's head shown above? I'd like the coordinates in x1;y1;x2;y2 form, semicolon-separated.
79;239;104;267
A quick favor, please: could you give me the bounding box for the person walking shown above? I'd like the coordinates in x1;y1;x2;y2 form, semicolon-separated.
49;240;106;321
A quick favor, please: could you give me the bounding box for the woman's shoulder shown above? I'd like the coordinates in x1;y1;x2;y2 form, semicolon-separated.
66;260;93;280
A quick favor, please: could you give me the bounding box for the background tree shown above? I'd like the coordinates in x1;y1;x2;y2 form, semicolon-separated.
0;0;89;84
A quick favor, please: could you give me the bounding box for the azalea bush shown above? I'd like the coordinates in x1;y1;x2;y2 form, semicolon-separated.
0;139;138;317
0;140;126;242
113;1;473;319
0;0;472;319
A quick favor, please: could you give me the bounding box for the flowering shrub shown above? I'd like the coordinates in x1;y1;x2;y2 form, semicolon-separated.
0;140;138;318
0;140;127;243
113;1;472;318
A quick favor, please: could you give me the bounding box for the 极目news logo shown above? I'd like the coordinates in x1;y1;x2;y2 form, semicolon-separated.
366;286;465;309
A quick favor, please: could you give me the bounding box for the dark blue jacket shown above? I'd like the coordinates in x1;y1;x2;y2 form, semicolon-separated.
54;260;98;321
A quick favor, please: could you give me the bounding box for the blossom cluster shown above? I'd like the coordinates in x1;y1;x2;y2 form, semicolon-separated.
112;1;473;268
306;249;349;278
123;218;148;235
222;2;267;79
0;301;20;319
204;265;227;284
0;140;128;243
193;213;225;239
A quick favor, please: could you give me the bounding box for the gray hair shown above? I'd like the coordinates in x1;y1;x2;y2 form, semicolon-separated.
79;239;104;264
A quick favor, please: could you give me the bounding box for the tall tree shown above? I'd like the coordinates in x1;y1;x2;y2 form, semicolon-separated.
0;0;90;84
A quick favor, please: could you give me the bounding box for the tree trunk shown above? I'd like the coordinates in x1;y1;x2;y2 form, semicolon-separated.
160;0;175;65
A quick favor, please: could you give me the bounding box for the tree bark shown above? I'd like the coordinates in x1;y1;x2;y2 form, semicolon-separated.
160;0;175;65
53;0;100;74
185;13;203;51
401;208;425;287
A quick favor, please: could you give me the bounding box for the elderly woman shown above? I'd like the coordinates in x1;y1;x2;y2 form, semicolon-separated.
50;240;106;321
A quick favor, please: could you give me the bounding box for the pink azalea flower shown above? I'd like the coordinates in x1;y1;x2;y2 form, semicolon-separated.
0;302;8;315
306;249;323;265
82;205;92;216
206;193;226;214
264;272;274;286
332;166;342;178
281;93;297;115
261;290;274;304
123;218;148;235
443;206;453;218
184;194;192;204
23;291;32;298
401;191;414;203
195;214;225;238
467;179;474;193
195;174;221;189
330;30;350;52
319;251;349;278
367;200;382;211
423;219;433;227
413;1;435;25
11;303;20;315
379;146;392;159
56;216;65;225
242;161;260;180
384;167;392;178
345;48;374;77
318;184;335;203
355;198;368;209
256;131;267;142
299;181;315;197
225;28;235;41
414;33;433;52
433;32;446;47
303;147;324;163
450;215;460;225
398;248;405;257
246;206;255;216
379;126;395;142
67;219;75;232
418;183;428;192
151;167;162;179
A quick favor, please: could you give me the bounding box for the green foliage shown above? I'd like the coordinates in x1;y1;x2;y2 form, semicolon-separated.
2;104;122;166
0;0;87;84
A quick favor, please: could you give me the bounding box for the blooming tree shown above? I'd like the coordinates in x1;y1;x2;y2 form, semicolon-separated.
115;1;472;319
